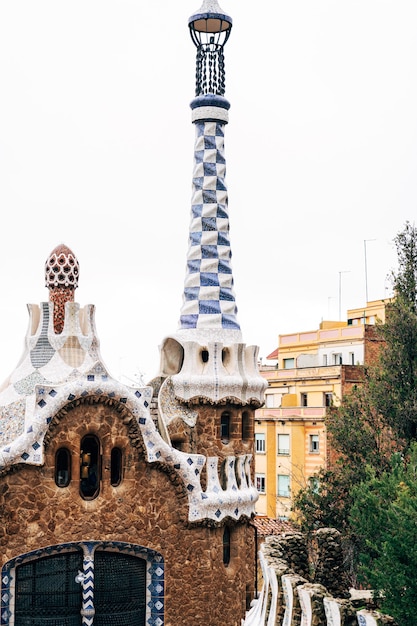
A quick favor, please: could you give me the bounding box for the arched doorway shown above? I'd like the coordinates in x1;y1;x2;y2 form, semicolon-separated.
4;542;163;626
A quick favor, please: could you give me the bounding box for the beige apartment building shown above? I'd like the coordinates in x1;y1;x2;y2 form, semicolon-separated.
254;300;386;519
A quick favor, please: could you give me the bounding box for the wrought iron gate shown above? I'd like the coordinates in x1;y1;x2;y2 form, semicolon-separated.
15;552;83;625
14;550;146;625
93;551;146;626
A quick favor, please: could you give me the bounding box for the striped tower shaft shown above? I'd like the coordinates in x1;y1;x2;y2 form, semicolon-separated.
81;551;95;626
179;97;240;333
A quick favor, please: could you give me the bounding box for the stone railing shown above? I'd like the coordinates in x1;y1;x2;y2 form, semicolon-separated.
242;529;397;626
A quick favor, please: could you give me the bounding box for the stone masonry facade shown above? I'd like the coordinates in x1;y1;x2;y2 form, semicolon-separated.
0;399;255;625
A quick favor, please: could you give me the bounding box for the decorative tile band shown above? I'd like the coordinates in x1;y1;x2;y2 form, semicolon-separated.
191;106;229;123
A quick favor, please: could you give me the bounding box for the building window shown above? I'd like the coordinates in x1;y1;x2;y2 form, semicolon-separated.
301;392;308;407
223;527;231;566
283;358;295;369
110;447;123;487
324;392;333;407
80;435;101;500
220;411;230;442
349;351;355;365
323;354;328;366
277;474;290;498
309;476;320;493
265;393;276;409
255;433;266;453
277;434;290;455
55;447;71;488
242;411;251;441
333;353;342;365
309;434;320;453
255;474;266;494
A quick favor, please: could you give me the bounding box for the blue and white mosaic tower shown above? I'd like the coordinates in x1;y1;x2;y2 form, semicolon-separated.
179;102;239;336
158;0;266;406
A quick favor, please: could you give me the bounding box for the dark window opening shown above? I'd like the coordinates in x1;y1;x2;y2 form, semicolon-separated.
242;411;251;441
309;434;320;454
110;447;123;487
324;392;333;407
220;411;230;442
222;348;230;367
55;447;71;488
80;435;101;500
223;527;231;566
201;349;209;363
219;459;228;490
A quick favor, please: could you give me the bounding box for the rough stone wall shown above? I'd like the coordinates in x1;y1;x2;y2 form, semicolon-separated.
311;528;350;598
297;582;328;626
263;532;309;579
262;528;350;621
195;403;255;458
261;529;398;625
262;533;309;624
0;400;255;626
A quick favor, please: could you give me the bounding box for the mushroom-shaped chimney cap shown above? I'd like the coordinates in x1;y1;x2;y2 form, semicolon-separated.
45;244;79;290
189;0;232;37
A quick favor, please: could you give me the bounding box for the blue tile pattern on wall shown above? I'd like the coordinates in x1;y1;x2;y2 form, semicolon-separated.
179;120;240;331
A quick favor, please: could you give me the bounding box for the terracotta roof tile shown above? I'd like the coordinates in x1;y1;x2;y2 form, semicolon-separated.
266;348;278;360
252;516;297;536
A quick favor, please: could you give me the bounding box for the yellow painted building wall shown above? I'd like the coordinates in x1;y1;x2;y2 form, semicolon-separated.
255;300;386;520
266;421;277;517
254;416;327;519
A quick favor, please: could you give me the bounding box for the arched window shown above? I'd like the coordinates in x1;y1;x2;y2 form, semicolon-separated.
55;447;71;487
220;411;230;442
242;411;251;441
110;447;123;487
223;527;231;566
221;348;230;367
80;435;101;500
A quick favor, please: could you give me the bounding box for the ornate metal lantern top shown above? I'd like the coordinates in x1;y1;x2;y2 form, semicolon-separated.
188;0;232;97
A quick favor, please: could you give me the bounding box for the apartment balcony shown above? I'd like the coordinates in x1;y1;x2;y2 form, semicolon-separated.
255;406;326;421
261;365;341;382
280;325;365;347
260;364;363;384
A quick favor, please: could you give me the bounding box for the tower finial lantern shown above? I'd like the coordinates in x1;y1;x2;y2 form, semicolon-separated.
189;0;232;97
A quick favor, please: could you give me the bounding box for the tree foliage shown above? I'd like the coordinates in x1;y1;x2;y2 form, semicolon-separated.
372;223;417;440
350;444;417;625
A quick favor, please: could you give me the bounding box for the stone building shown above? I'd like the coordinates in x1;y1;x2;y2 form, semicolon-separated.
0;1;266;625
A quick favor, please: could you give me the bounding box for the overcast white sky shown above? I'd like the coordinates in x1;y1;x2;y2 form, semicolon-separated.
0;1;416;383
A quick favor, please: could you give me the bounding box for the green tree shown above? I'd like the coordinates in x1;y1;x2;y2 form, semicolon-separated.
373;222;417;440
350;444;417;625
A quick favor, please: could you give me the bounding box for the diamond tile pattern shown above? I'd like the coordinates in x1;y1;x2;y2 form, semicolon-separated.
179;120;240;331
